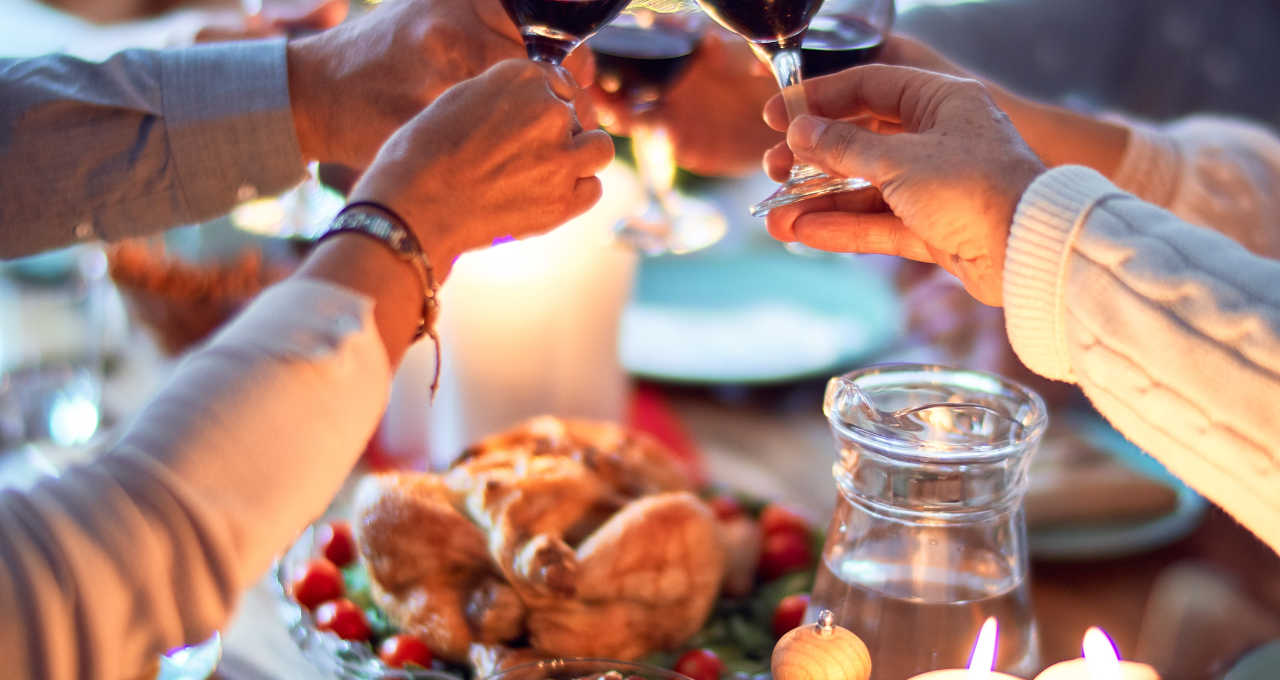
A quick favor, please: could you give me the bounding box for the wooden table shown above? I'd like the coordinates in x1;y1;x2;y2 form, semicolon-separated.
218;382;1280;679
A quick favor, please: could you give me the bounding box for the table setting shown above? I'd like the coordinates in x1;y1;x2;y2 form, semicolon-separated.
0;0;1278;679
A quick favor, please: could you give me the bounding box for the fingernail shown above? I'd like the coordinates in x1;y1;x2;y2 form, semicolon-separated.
789;115;828;150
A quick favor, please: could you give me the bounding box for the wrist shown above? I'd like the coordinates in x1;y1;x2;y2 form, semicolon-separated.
286;36;332;163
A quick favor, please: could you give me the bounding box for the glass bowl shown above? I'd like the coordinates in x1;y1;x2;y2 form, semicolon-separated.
273;523;463;680
488;658;694;680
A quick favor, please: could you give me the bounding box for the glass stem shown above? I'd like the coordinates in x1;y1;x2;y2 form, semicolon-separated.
632;121;677;221
768;47;825;184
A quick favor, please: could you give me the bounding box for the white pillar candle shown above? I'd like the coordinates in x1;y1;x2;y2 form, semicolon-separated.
1032;628;1159;680
379;163;644;468
907;618;1026;680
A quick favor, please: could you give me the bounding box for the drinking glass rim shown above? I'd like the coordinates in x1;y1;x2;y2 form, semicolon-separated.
823;363;1049;463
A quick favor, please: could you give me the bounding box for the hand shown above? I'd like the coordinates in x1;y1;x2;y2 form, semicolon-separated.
193;0;348;43
761;65;1045;305
592;28;780;177
349;60;614;280
286;0;596;168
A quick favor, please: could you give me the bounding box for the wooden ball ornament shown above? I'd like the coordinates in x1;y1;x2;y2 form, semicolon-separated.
771;610;872;680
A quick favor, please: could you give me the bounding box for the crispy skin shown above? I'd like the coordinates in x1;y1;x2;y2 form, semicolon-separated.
520;492;725;659
446;417;693;597
353;474;525;662
355;417;725;665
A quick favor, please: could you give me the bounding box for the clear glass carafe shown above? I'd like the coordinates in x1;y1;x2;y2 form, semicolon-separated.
810;364;1048;679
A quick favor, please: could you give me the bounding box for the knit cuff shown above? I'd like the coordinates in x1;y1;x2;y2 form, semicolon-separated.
1003;166;1126;382
1107;118;1182;208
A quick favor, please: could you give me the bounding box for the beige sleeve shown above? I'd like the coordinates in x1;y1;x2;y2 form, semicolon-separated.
0;278;395;680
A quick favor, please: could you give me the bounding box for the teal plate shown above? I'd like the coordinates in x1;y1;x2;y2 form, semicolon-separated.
1029;416;1209;561
619;246;902;384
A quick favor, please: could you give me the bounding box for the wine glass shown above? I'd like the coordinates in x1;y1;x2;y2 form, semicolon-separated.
501;0;636;65
693;0;873;217
590;8;727;255
801;0;894;79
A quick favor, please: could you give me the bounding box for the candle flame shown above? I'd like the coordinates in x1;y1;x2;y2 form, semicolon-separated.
1082;627;1122;680
967;617;998;675
633;125;677;196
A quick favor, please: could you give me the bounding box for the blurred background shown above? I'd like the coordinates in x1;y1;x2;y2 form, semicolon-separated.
1;0;1278;678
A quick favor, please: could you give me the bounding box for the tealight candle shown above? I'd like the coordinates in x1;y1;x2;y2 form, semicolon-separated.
906;618;1026;680
1033;628;1160;680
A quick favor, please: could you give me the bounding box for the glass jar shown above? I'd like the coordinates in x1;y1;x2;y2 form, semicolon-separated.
810;364;1048;679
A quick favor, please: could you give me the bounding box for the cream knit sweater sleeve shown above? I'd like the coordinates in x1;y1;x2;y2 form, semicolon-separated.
1110;115;1280;258
1004;165;1280;554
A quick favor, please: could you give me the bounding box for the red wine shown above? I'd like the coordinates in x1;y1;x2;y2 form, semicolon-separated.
590;24;699;107
695;0;825;46
501;0;633;60
801;15;886;78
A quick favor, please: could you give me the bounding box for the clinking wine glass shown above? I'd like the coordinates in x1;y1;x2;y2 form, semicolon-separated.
590;8;727;255
800;0;894;79
501;0;635;65
693;0;873;217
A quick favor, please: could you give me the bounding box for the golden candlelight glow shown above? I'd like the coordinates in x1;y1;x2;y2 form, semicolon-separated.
968;617;999;674
1082;627;1122;680
633;125;677;196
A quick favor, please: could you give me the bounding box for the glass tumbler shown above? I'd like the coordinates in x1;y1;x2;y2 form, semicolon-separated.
811;363;1048;679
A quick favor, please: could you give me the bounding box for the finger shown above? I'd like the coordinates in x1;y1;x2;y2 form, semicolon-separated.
792;212;934;262
765;194;841;242
564;46;596;86
572;88;600;131
765;64;963;130
569;176;605;217
537;62;578;103
788;115;905;184
763;142;793;182
569;129;615;176
269;0;348;34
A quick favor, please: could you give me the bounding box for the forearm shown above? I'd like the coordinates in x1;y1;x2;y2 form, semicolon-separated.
0;40;305;258
996;93;1130;178
0;225;434;678
1005;166;1280;553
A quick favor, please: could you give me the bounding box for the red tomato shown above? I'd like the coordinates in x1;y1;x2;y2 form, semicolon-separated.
674;649;724;680
772;593;811;638
758;529;814;581
759;504;812;538
314;598;371;641
707;495;745;521
379;634;434;669
318;521;357;567
290;558;343;610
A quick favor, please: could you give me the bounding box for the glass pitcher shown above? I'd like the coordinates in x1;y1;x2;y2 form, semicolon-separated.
810;364;1048;679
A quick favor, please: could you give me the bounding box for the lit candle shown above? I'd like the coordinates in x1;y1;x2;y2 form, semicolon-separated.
1033;628;1160;680
906;618;1026;680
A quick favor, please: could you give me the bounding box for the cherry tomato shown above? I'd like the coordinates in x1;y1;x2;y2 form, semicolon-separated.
314;598;371;641
707;495;745;521
290;558;343;610
674;648;724;680
758;528;814;581
379;634;434;669
759;504;812;538
318;520;357;567
772;593;811;638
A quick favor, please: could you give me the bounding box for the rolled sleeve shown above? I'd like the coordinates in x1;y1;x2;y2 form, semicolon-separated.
158;38;305;225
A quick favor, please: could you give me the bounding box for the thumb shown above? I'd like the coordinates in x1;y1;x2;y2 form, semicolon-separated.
787;115;897;185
